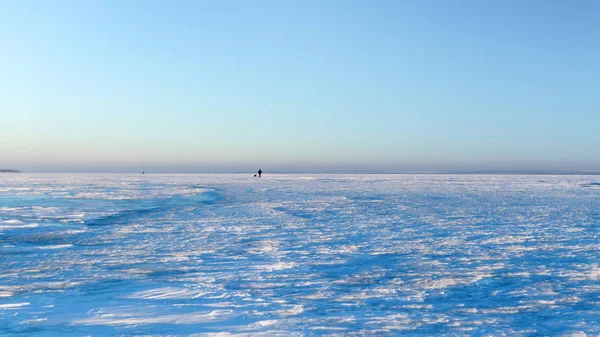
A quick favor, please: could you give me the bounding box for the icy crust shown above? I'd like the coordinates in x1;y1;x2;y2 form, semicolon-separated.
1;173;600;336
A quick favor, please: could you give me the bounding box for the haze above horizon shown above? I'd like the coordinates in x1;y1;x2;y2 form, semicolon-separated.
2;0;599;173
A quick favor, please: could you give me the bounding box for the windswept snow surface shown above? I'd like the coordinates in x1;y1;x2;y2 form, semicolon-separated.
1;173;599;336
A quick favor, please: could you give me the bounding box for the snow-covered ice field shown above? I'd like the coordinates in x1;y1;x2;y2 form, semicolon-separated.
1;173;599;336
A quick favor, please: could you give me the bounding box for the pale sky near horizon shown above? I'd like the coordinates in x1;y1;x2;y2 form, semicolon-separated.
1;0;599;173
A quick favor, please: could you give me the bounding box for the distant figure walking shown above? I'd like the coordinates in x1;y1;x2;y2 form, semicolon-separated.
258;169;262;177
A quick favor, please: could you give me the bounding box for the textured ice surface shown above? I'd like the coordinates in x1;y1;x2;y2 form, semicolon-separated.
1;173;599;336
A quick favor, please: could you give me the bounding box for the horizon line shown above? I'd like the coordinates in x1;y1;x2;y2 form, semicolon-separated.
4;170;600;176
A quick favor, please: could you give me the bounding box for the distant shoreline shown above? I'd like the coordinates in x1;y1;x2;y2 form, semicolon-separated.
8;171;600;175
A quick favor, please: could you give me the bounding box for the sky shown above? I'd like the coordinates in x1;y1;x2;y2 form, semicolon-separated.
1;0;599;173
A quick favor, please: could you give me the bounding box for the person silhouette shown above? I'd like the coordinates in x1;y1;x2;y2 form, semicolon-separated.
258;169;262;177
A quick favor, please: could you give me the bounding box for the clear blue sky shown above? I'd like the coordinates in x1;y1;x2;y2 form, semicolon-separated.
1;0;599;172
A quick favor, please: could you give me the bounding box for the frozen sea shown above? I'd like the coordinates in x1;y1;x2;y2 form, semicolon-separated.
1;174;599;336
